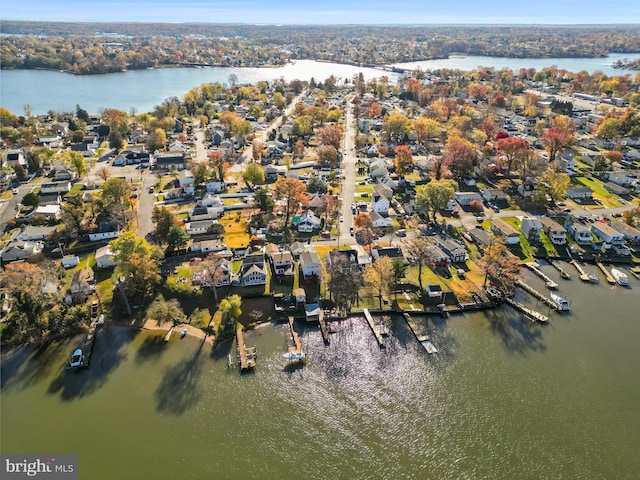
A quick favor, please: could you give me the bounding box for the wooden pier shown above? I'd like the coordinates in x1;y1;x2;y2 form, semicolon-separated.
163;325;175;342
596;262;616;285
504;297;549;323
318;315;331;345
73;301;102;369
515;279;560;310
288;317;303;354
363;308;386;348
550;260;571;279
402;313;438;354
570;260;598;282
524;262;558;289
235;326;256;371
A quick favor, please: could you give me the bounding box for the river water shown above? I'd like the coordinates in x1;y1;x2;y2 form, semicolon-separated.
2;264;639;479
1;54;638;115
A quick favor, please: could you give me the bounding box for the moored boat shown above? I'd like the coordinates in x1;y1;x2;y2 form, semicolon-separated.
550;292;570;311
69;348;84;368
611;268;629;286
283;351;306;363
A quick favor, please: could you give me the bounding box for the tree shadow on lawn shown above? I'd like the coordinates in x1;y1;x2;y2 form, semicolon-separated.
154;336;206;415
47;326;136;401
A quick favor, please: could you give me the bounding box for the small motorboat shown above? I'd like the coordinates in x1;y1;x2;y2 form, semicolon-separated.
69;348;84;368
283;351;306;363
550;292;570;311
588;274;599;283
180;328;188;338
611;268;629;286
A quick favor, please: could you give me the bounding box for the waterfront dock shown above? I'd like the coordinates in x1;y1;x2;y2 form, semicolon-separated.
288;317;303;354
402;313;439;354
504;297;549;323
524;262;558;289
163;325;175;342
235;326;256;371
515;279;560;311
570;260;598;282
363;308;385;348
550;260;571;279
72;301;103;369
318;315;331;345
596;262;616;285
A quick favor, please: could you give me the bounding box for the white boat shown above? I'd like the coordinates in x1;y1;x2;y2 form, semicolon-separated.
418;336;438;354
611;268;629;286
283;351;306;362
550;293;570;311
69;348;84;368
588;274;599;283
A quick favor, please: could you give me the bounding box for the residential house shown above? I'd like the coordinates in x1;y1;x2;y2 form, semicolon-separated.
611;220;640;242
304;303;322;322
296;210;321;233
454;191;483;207
189;205;223;221
239;254;267;286
29;204;61;221
564;219;593;244
540;217;567;245
52;165;76;181
95;245;117;268
300;249;322;282
39;193;63;206
591;222;625;245
325;249;360;273
308;193;326;211
190;239;227;253
200;193;224;209
605;172;638;188
40;182;71;196
14;225;57;243
205;180;227;194
370;210;393;228
371;246;404;261
153;152;185;170
210;258;234;287
69;267;95;300
520;217;543;243
468;227;491;248
269;251;295;280
566;186;593;201
164;188;184;201
289;241;306;259
178;169;196;196
88;221;120;242
371;183;393;215
434;234;467;263
482;189;507;203
5;149;26;169
1;240;44;263
491;219;521;245
603;182;631;196
186;220;217;236
424;244;450;267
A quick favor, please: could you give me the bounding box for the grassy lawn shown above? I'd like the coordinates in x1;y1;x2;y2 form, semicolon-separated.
219;212;251;249
574;176;621;208
539;231;560;257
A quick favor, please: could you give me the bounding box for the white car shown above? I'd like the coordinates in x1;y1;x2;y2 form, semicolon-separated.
12;188;18;194
339;216;344;223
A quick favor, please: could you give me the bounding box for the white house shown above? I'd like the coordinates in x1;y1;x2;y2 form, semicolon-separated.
269;251;295;278
482;189;507;202
370;210;393;228
566;187;593;200
40;182;71;195
300;249;322;282
178;169;196;196
371;183;393;215
491;219;521;245
200;194;224;208
186;220;217;236
297;210;321;233
454;191;483;207
591;222;625;245
240;254;267;286
611;220;640;242
434;234;467;263
189;205;223;221
205;181;227;194
88;222;120;242
520;217;543;242
540;217;567;245
190;239;227;253
15;225;57;242
1;240;44;263
29;204;61;221
95;245;117;268
565;219;593;244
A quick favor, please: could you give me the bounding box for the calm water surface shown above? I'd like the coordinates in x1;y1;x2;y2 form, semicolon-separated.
2;264;640;479
2;54;638;115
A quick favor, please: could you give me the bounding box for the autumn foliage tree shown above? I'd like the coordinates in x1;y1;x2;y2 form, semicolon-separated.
317;124;344;151
542;115;575;162
496;137;529;179
273;177;309;226
478;235;521;293
394;145;414;176
443;136;477;182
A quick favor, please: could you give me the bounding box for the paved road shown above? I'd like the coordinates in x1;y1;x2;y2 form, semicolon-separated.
339;95;357;245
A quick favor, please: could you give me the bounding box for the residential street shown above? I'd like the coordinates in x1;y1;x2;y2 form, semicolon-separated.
339;95;358;245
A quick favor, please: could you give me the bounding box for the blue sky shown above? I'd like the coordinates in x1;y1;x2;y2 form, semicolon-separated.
1;0;639;24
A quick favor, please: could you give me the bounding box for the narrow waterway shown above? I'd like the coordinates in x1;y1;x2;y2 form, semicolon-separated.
2;264;640;479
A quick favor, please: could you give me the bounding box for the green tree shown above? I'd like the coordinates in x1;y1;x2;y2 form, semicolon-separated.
382;112;412;143
539;167;570;204
292;115;313;138
147;297;186;326
306;175;327;194
415;179;457;223
363;256;395;309
242;162;265;189
405;237;435;291
166;224;190;253
392;258;408;300
219;294;242;325
146;128;167;152
108;129;124;150
254;188;275;214
152;206;177;244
